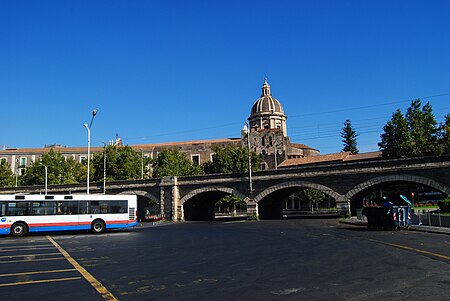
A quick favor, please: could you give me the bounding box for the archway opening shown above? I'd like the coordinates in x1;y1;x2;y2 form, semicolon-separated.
215;195;247;219
350;181;448;216
258;187;337;220
183;191;246;221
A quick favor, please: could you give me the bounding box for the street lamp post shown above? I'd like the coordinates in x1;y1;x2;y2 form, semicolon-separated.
141;150;144;180
273;133;282;170
242;122;253;194
102;142;107;194
40;162;48;195
83;109;97;195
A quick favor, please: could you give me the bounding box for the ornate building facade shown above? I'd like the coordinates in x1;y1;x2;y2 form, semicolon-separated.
0;79;319;175
242;78;319;170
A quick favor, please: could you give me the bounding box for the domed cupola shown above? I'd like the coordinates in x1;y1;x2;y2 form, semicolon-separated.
248;78;287;136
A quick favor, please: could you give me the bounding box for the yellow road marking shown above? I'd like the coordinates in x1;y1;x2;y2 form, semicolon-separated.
0;277;81;287
0;244;53;250
0;268;77;277
0;257;65;264
0;252;61;259
0;241;48;246
369;239;450;261
0;247;55;252
46;236;118;301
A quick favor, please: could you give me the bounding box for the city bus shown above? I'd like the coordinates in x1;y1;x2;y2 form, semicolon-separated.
0;194;138;237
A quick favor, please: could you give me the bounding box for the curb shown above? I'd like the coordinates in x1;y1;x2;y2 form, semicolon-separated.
340;218;450;235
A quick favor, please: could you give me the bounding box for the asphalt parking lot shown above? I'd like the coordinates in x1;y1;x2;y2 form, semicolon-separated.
0;235;112;300
1;219;450;301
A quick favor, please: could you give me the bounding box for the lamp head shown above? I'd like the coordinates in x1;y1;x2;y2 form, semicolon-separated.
242;123;249;134
92;109;97;117
83;123;88;128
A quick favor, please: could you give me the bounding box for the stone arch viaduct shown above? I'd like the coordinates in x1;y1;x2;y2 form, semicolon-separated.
2;155;450;220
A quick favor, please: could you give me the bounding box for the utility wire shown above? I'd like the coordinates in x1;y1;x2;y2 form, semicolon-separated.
120;92;450;144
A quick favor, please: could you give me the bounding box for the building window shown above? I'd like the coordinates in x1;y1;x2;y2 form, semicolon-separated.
260;162;267;170
191;154;200;165
20;157;27;168
210;153;215;161
79;156;87;164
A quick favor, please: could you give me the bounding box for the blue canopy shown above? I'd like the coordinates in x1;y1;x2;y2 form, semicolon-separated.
399;194;413;206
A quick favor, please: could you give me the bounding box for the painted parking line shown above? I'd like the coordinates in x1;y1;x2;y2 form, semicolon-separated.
0;239;90;292
0;257;65;264
0;268;77;277
46;236;118;301
369;238;450;261
0;277;82;287
0;245;55;251
0;252;61;259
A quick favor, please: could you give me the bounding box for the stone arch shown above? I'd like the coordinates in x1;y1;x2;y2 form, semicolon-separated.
118;189;159;204
345;174;450;200
180;186;247;205
254;181;343;203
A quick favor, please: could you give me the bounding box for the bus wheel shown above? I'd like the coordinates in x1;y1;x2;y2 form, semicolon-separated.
91;219;106;234
11;222;28;237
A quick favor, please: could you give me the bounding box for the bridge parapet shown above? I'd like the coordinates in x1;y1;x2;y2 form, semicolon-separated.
1;155;450;220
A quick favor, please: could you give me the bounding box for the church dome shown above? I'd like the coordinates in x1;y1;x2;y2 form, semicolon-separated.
250;79;285;116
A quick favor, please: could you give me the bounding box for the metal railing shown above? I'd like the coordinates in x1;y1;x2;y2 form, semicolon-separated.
418;210;450;227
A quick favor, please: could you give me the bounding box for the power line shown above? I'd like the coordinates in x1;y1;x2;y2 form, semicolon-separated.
288;92;450;119
119;92;450;144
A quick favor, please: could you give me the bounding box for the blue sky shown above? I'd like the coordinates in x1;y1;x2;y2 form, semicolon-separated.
1;0;449;154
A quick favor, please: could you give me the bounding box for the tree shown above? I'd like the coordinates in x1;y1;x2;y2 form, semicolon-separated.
302;188;326;213
378;109;411;158
439;114;450;154
203;145;260;174
215;195;245;215
91;145;149;181
152;149;203;178
21;149;85;185
0;160;14;187
406;99;440;156
340;119;359;154
379;100;442;158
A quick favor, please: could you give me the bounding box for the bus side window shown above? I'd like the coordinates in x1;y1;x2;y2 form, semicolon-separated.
7;202;30;216
62;201;79;215
0;202;6;216
110;200;127;213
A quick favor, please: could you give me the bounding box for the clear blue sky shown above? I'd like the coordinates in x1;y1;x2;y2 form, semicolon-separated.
1;0;449;154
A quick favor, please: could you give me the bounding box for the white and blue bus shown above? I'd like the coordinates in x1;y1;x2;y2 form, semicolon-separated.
0;194;138;237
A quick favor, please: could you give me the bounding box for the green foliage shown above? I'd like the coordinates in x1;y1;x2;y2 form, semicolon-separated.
0;160;14;187
302;188;326;207
215;194;245;214
437;198;450;212
202;145;260;174
439;115;450;154
152;149;203;178
341;119;359;154
21;149;86;185
246;213;259;221
379;100;442;158
379;109;411;158
406;100;440;156
296;188;328;212
91;145;149;181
